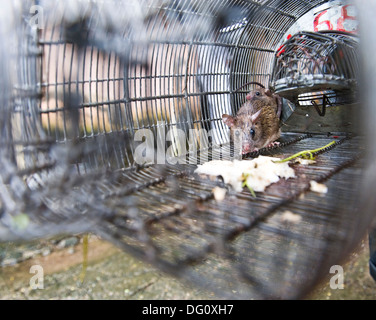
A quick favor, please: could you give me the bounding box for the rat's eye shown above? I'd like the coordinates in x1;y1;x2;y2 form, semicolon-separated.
255;91;260;96
250;128;255;138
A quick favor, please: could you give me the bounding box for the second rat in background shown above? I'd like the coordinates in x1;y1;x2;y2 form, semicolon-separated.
238;84;282;118
222;85;282;154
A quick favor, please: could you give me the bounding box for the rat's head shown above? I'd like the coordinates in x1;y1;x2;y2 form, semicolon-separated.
222;109;262;154
246;87;275;106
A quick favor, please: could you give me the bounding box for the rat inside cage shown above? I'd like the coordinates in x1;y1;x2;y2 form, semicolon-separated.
0;0;374;300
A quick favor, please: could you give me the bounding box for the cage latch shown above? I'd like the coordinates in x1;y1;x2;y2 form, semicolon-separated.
311;93;333;117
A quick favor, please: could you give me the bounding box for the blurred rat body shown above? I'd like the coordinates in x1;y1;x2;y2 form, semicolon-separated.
222;85;282;154
239;86;282;118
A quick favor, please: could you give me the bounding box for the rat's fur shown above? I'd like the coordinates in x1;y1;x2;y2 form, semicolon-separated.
240;87;282;118
222;86;282;154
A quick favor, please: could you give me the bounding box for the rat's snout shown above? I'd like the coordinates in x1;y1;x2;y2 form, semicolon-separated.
242;143;254;154
246;94;251;100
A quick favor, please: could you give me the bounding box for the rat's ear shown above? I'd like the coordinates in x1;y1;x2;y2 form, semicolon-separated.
265;89;272;97
251;109;262;123
222;114;235;127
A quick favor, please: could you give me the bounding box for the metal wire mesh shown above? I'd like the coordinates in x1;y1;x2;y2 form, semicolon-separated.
271;30;359;108
0;0;373;299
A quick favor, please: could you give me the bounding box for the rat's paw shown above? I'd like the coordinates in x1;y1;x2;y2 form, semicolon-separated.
266;141;280;148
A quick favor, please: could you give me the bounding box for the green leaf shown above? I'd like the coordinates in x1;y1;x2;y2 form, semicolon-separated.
11;214;30;230
242;174;256;198
274;141;336;163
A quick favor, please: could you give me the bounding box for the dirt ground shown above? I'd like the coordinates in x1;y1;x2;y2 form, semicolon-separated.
309;239;376;300
0;235;375;300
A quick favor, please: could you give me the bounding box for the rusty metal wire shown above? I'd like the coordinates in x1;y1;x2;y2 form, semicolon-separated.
271;31;359;108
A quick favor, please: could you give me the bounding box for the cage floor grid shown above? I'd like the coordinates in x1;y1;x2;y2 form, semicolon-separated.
86;132;363;299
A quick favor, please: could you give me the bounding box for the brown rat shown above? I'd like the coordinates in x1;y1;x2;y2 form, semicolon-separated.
223;106;281;154
222;83;282;154
237;84;282;118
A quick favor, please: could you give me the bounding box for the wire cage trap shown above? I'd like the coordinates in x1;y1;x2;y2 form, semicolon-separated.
0;0;374;299
271;30;359;110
